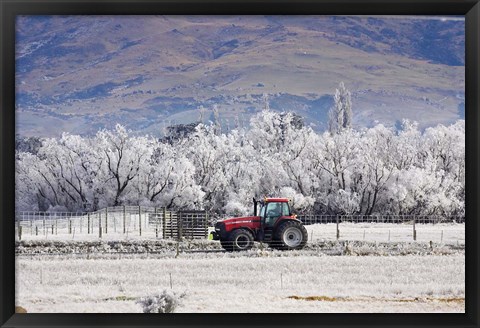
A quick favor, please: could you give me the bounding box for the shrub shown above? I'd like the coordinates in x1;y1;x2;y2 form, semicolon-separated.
137;290;186;313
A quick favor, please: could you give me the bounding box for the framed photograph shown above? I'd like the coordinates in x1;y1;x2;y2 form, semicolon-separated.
1;0;478;327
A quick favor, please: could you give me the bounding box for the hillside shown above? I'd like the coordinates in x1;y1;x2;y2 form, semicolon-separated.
15;15;465;137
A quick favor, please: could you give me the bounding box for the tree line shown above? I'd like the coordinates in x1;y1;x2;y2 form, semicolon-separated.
16;110;464;217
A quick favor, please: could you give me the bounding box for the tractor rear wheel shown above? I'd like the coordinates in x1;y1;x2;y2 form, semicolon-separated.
273;221;307;250
222;229;254;252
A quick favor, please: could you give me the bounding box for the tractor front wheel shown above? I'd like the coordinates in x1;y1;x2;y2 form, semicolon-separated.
274;221;308;250
221;229;254;252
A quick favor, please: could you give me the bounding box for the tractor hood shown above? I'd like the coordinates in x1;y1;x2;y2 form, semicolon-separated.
219;216;260;225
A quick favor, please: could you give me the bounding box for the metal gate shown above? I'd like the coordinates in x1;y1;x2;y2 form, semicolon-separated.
149;210;208;239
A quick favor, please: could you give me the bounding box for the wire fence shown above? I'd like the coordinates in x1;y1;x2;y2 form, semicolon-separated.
15;206;208;241
297;214;465;225
15;207;465;243
297;214;465;244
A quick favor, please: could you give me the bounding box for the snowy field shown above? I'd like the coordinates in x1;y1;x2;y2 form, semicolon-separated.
16;251;464;313
15;222;465;313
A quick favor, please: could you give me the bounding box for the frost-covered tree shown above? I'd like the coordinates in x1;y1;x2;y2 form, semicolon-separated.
356;125;396;215
328;82;352;134
182;124;231;213
211;104;221;135
15;135;44;155
95;125;153;207
130;140;203;209
198;105;206;123
16;134;100;211
392;119;422;171
40;134;101;211
262;93;270;111
16;152;44;211
163;122;200;144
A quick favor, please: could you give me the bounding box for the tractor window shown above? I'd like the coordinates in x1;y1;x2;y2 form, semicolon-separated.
264;202;282;227
259;204;266;217
281;203;290;216
266;203;282;217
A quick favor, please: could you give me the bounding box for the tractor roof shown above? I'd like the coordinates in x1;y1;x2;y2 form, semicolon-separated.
264;197;289;203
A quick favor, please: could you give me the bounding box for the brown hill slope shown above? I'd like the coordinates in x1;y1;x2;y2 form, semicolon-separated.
16;15;464;137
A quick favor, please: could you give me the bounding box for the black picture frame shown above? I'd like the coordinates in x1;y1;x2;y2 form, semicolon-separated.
1;0;478;327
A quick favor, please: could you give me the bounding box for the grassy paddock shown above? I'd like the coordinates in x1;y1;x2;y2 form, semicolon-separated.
16;253;464;313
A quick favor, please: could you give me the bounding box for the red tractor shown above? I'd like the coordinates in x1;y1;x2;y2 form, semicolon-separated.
210;198;308;251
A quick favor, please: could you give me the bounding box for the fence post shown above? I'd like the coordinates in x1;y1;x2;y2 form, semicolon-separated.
170;211;173;239
35;226;38;236
138;206;142;236
113;210;117;233
413;218;417;241
18;224;22;241
154;207;158;234
204;211;208;238
336;216;340;240
190;214;193;239
68;219;72;234
178;211;183;240
105;207;108;234
88;213;91;234
51;224;54;235
123;205;126;234
99;213;102;238
163;207;167;239
43;217;46;236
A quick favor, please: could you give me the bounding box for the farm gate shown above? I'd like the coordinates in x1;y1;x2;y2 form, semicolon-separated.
150;210;209;239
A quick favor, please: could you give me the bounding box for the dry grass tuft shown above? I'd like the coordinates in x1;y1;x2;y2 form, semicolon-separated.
288;295;342;302
15;306;27;313
288;296;465;303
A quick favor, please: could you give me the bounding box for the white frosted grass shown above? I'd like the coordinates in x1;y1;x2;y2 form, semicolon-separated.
16;254;464;313
306;222;464;244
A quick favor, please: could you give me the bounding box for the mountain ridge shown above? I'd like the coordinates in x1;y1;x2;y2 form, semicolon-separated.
15;15;465;137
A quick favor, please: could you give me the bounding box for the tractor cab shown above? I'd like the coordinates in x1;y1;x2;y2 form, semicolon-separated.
255;198;291;228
